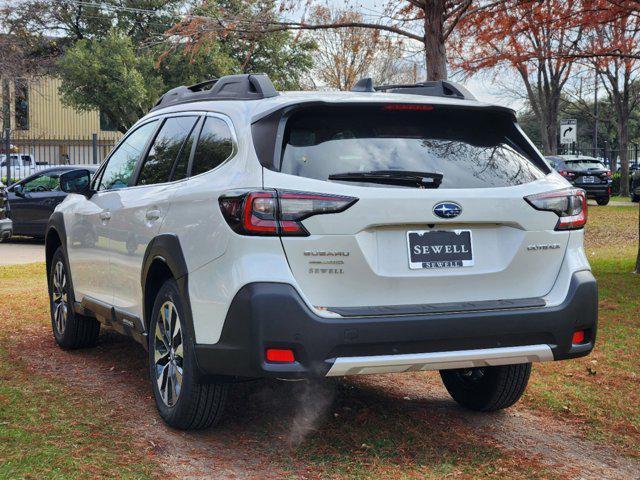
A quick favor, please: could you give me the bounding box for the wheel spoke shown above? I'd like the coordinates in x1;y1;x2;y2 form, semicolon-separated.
153;299;184;408
156;363;169;405
170;366;180;404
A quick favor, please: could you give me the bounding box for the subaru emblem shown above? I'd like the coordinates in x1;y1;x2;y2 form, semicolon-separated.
433;202;462;219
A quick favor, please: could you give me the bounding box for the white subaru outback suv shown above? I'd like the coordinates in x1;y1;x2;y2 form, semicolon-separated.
46;74;597;430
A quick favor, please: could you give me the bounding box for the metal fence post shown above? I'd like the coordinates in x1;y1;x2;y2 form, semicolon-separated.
3;128;10;186
92;133;98;164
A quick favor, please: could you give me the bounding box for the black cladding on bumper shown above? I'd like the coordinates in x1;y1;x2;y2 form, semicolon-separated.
194;270;597;380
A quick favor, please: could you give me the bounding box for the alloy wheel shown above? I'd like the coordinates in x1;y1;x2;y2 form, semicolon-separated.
52;260;68;334
153;301;184;407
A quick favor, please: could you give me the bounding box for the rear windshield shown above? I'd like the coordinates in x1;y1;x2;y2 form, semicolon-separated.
564;160;605;170
280;106;548;189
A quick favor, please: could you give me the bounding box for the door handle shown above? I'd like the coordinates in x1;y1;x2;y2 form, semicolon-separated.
145;209;161;221
99;211;111;221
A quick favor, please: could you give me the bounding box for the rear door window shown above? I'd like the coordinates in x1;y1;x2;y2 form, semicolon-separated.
137;116;198;185
280;106;547;189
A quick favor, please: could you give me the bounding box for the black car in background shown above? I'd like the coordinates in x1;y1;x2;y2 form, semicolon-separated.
546;155;612;205
4;165;97;239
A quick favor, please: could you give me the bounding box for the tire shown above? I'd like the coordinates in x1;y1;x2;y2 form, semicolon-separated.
596;196;610;206
149;278;228;430
440;363;532;412
48;247;100;349
632;193;640;203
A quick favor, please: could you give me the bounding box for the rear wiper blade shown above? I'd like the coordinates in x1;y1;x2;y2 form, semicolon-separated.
328;170;443;188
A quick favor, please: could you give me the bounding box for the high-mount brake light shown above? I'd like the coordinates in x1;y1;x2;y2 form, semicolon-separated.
524;188;587;231
382;104;434;112
219;190;358;236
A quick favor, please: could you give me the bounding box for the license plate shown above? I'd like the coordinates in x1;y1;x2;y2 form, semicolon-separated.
407;230;473;269
582;176;596;183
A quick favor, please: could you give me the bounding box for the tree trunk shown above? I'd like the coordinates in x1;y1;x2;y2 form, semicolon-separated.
536;97;560;155
423;0;448;81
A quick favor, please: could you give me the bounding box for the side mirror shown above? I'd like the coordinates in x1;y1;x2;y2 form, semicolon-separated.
13;184;25;197
60;169;93;196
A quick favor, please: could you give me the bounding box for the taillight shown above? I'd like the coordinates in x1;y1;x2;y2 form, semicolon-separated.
524;188;587;230
559;170;576;180
219;189;358;236
603;170;612;178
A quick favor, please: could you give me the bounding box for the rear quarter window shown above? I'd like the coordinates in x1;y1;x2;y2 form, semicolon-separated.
278;106;548;189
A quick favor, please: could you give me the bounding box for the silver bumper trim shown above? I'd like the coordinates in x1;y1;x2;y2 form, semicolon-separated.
325;344;554;377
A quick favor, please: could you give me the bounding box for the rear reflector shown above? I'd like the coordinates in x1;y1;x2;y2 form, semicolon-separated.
572;330;586;344
265;348;295;363
524;188;587;230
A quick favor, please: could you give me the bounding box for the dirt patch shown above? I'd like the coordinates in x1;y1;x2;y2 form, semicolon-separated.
11;325;640;479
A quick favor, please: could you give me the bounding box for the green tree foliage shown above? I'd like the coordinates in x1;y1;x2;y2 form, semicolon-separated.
57;33;164;133
6;0;315;131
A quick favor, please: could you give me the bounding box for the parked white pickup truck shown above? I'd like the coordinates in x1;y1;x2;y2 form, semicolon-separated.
0;154;51;181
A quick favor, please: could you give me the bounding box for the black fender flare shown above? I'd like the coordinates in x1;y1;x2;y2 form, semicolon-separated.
45;212;68;275
140;234;196;351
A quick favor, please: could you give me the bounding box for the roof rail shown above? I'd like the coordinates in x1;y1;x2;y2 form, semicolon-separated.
151;73;279;111
351;77;476;101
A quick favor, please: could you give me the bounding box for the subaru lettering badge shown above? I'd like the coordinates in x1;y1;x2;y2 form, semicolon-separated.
433;202;462;219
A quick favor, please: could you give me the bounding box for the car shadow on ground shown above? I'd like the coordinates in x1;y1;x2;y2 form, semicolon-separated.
45;329;511;473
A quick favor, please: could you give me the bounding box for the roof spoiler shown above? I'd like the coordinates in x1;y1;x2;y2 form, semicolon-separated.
151;74;279;111
351;77;476;101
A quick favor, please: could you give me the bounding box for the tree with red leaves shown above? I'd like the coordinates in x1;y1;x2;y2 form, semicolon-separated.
453;0;586;155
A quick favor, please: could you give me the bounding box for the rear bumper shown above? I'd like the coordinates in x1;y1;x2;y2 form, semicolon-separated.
194;270;597;379
574;183;610;198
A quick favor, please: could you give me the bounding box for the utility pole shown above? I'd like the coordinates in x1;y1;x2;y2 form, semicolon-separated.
594;72;599;158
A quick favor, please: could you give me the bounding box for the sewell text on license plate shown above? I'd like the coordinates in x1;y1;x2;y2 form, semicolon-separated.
407;229;473;269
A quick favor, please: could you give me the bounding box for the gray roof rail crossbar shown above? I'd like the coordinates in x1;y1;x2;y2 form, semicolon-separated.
151;73;279;111
350;77;476;101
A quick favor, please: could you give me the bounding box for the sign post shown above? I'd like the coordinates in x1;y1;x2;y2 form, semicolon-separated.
560;119;577;148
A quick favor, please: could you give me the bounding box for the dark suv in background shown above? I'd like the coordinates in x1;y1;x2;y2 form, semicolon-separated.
546;155;612;205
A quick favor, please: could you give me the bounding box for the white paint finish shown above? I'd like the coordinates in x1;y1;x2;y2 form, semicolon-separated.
63;192;113;304
108;182;174;316
187;235;296;344
326;344;555;376
265;168;575;308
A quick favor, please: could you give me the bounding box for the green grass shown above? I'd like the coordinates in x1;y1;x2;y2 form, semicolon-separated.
524;206;640;456
0;264;157;479
609;195;635;203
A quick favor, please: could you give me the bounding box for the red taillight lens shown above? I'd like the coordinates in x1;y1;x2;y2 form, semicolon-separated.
559;170;576;180
604;170;612;178
219;189;358;236
524;188;587;230
572;330;586;345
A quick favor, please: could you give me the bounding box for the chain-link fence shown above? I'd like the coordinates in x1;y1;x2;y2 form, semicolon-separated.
1;130;118;184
